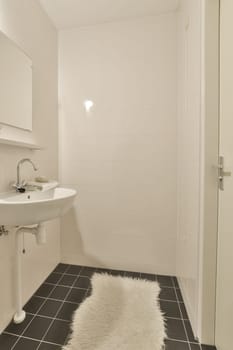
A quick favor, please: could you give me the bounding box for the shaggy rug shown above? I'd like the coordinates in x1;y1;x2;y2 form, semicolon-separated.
64;273;166;350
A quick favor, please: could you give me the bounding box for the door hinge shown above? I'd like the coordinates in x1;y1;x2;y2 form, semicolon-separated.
218;156;232;191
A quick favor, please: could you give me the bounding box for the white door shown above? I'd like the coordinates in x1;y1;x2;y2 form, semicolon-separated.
216;0;233;349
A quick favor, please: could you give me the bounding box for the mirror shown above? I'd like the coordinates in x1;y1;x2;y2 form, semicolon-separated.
0;31;32;131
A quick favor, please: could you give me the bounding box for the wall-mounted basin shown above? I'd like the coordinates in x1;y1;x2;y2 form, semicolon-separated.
0;187;76;226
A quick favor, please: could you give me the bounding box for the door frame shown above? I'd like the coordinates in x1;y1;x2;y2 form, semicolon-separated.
197;0;220;345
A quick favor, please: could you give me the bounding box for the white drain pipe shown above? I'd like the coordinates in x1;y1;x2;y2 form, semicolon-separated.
14;223;46;324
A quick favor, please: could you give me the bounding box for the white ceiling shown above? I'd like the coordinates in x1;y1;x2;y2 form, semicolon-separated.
39;0;180;29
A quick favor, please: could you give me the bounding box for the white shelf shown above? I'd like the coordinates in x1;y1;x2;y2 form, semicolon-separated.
0;138;42;150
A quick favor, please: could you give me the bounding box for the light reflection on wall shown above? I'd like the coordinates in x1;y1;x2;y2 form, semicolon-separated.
84;100;94;112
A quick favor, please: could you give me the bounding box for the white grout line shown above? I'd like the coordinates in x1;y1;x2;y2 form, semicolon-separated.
159;297;183;303
45;282;89;291
10;264;71;350
61;267;97;345
25;312;71;323
5;332;198;350
31;295;80;305
6;266;96;348
172;277;192;350
167;337;201;349
166;316;190;321
35;265;86;349
6;265;191;350
167;337;195;343
5;331;62;347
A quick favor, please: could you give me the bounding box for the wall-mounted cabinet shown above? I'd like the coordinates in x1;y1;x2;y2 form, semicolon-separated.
0;30;32;131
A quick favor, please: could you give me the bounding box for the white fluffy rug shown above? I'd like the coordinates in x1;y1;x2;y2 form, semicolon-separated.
63;273;166;350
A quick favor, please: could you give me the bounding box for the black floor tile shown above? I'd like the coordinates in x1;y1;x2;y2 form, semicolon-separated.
159;287;177;301
157;275;173;287
112;270;126;277
185;320;198;343
56;302;78;321
58;274;77;286
13;337;40;350
172;277;179;288
35;284;54;298
44;320;71;345
66;265;83;275
5;314;33;335
124;271;141;278
80;267;96;277
38;300;63;318
1;263;208;350
74;276;90;289
85;288;92;297
165;339;190;350
176;288;184;302
201;345;217;350
53;264;68;274
38;343;62;350
24;296;45;314
191;344;202;349
0;333;18;349
140;273;156;281
49;286;70;300
38;342;62;350
160;300;182;318
180;302;189;319
96;268;111;274
46;273;62;285
23;316;53;340
166;318;187;341
66;288;87;303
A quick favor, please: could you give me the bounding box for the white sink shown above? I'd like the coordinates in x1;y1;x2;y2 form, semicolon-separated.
0;187;77;226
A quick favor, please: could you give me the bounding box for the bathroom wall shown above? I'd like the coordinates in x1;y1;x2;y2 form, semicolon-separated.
0;0;59;332
59;14;178;275
176;0;202;338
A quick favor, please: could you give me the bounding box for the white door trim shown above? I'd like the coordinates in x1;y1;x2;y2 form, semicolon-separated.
197;0;219;344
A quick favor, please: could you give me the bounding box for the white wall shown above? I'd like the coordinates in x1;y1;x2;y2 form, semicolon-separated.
0;0;59;332
59;14;178;275
176;0;202;339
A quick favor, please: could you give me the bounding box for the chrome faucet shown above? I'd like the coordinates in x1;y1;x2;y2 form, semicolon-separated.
15;158;38;192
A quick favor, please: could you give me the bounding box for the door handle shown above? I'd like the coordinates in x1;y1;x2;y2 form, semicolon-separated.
218;156;232;191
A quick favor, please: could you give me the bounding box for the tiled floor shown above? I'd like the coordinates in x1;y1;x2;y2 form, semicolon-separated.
0;264;216;350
